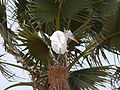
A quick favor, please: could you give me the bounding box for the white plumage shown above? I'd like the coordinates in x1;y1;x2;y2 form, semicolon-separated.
50;30;79;54
50;30;67;54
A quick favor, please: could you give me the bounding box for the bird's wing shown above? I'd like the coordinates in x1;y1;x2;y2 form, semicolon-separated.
50;35;59;42
58;31;66;44
50;31;66;43
50;31;59;42
50;31;68;54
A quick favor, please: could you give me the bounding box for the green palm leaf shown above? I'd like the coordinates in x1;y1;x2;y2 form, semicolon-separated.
0;1;7;26
29;0;56;23
103;1;120;51
4;82;48;90
0;61;30;72
91;0;118;17
4;82;32;90
61;0;88;18
14;0;29;24
69;66;112;90
18;28;51;66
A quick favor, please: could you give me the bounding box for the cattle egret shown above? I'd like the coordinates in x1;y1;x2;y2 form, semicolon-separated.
50;30;79;61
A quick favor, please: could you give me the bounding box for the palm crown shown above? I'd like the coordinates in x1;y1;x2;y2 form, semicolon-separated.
0;0;120;90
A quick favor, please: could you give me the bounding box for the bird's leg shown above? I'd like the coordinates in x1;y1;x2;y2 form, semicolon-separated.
56;49;61;65
64;52;68;66
57;54;61;61
54;55;60;65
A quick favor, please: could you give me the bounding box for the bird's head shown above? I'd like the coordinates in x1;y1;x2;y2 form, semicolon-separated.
64;29;79;44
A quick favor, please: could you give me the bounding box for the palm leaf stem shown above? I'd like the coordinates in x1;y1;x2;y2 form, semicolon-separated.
0;61;30;72
56;8;60;29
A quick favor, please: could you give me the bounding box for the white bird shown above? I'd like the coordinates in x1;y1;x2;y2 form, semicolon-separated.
50;30;79;61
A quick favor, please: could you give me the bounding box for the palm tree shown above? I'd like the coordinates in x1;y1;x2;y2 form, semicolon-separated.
0;0;120;90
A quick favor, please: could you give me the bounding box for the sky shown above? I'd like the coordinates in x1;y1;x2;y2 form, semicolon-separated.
0;37;33;90
0;1;33;89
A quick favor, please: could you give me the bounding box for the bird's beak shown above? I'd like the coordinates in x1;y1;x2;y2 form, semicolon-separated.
70;36;79;44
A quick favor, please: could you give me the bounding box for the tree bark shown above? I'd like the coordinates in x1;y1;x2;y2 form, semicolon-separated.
48;65;70;90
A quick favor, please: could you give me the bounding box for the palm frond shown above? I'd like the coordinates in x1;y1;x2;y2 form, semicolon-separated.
0;61;30;72
103;1;120;51
68;31;120;69
4;81;48;90
69;66;113;90
29;0;57;23
0;1;7;26
18;28;52;67
91;0;118;17
61;0;88;18
111;66;120;89
4;82;33;90
0;64;15;81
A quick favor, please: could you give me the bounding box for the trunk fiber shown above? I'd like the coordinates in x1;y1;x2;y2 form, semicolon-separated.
48;65;70;90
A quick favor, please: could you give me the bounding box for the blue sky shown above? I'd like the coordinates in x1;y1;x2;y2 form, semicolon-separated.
0;0;33;89
0;39;33;90
0;1;32;89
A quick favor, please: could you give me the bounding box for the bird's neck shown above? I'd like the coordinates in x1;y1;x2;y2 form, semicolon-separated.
64;34;69;41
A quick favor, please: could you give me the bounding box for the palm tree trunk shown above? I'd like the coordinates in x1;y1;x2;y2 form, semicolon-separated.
48;65;70;90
